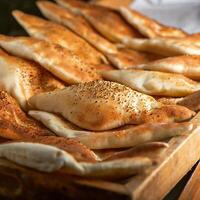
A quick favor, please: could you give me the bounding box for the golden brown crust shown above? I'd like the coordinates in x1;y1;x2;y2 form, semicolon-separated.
0;91;52;140
56;0;142;43
177;34;200;46
107;48;163;69
158;92;200;112
93;63;114;70
12;10;107;66
77;122;193;149
135;55;200;80
15;136;97;163
29;80;194;131
119;7;187;39
36;1;155;70
0;48;65;109
90;0;132;9
0;35;101;84
29;80;159;130
141;105;195;123
1;49;64;93
121;38;200;57
157;97;183;106
37;1;117;54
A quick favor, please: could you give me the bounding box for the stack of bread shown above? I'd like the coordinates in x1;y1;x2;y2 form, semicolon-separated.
0;0;199;179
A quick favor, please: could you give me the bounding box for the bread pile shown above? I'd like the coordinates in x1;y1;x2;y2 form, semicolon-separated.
0;0;199;179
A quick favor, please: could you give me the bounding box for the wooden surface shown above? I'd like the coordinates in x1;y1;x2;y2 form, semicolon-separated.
179;161;200;200
0;159;129;200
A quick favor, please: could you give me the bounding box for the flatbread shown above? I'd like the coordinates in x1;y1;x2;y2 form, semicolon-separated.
37;1;159;70
0;48;64;110
16;136;98;163
107;48;162;69
56;0;142;43
93;63;114;70
28;110;91;138
104;142;169;160
28;110;191;150
121;38;200;56
101;69;200;97
174;34;200;47
90;0;132;9
37;1;118;54
0;35;101;84
28;80;195;131
12;10;108;67
133;55;200;80
0;90;52;140
158;97;183;106
0;142;152;178
76;122;193;149
158;91;200;112
119;7;187;38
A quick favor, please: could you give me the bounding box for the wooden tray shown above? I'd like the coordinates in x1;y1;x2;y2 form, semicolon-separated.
179;161;200;200
0;120;200;200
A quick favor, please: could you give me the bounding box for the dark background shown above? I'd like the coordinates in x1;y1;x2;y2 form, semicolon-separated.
0;0;53;35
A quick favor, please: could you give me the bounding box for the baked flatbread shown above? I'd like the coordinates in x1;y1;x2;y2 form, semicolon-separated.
104;142;169;161
94;142;168;161
28;80;195;131
28;110;91;138
119;7;187;38
30;110;191;149
0;48;64;110
173;34;200;47
76;122;193;149
102;69;200;97
37;1;160;69
133;55;200;80
158;97;183;106
16;136;98;163
121;38;200;56
0;142;152;178
37;1;118;54
158;91;200;112
28;110;137;137
90;0;132;9
0;35;101;84
56;0;142;43
94;63;114;70
107;48;162;69
0;90;52;140
12;10;108;67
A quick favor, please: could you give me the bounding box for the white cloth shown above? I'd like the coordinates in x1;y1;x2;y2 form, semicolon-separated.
131;0;200;34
